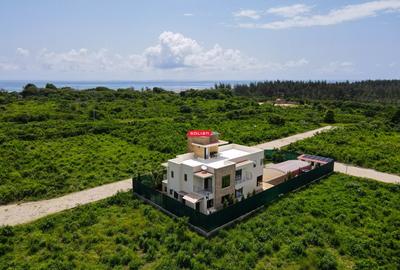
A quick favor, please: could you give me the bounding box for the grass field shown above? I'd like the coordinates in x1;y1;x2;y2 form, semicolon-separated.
286;124;400;174
0;90;324;204
1;173;398;269
0;134;167;204
1;89;398;205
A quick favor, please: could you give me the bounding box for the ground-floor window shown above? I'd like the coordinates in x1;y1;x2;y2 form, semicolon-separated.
174;191;178;199
169;189;173;195
221;194;230;204
207;199;214;208
235;187;243;198
257;175;263;186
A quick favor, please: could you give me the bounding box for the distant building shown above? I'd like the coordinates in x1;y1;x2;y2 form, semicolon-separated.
274;98;299;107
162;131;264;214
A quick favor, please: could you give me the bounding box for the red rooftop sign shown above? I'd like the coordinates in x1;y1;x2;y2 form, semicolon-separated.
187;130;212;137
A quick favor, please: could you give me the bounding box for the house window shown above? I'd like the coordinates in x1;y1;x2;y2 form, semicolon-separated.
171;171;174;178
222;175;230;188
169;189;173;195
174;191;178;199
184;174;187;181
164;186;167;192
221;195;230;204
204;177;211;190
260;159;264;166
235;187;243;198
207;199;214;208
253;162;256;168
235;169;242;181
257;175;263;186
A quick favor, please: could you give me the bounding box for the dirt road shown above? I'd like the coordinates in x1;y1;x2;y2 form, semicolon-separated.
2;125;398;227
334;163;400;184
0;179;132;226
255;126;335;150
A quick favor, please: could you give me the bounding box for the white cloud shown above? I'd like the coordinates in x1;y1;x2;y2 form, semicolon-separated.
0;31;309;76
267;4;312;18
183;13;194;17
233;9;261;20
264;58;309;70
16;47;30;56
143;31;258;71
321;61;355;73
238;0;400;29
36;48;146;72
0;62;19;71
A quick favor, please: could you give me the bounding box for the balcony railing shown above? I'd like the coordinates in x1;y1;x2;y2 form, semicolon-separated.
235;174;252;184
194;186;213;196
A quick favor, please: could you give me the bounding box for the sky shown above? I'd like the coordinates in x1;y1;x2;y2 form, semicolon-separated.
0;0;399;81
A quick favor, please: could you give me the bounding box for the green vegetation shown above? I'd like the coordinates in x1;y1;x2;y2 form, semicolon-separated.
286;123;400;174
230;80;400;103
1;85;399;204
0;87;322;204
1;174;399;269
0;135;165;203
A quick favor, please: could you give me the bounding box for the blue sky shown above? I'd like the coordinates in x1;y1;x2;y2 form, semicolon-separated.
0;0;399;80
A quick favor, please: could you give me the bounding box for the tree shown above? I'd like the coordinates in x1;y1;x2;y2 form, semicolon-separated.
391;108;400;125
21;83;38;97
324;110;335;123
268;114;285;126
45;83;57;90
179;105;192;113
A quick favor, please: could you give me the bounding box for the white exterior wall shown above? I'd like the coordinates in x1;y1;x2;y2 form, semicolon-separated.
165;143;264;213
181;164;195;193
167;161;181;196
232;150;264;198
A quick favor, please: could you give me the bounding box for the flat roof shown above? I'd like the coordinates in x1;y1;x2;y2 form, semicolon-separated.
191;140;229;148
265;160;310;173
194;171;213;178
169;143;262;169
220;148;250;159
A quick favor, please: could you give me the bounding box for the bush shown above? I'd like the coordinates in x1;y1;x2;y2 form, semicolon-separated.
317;251;338;270
324;110;335;123
268;114;285;125
45;83;57;90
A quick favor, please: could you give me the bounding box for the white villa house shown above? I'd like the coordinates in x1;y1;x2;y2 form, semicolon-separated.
162;131;264;214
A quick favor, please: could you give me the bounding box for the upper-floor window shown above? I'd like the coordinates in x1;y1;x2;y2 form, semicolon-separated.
184;174;187;181
171;171;174;178
222;175;230;188
235;169;242;181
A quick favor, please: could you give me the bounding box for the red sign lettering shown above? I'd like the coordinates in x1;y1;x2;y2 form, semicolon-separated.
187;130;212;137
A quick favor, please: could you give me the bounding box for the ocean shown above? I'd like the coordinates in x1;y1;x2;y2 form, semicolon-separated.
0;80;253;92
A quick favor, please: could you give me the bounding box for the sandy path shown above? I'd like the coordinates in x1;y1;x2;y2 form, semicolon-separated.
255;126;335;150
334;163;400;184
2;125;398;227
0;179;132;226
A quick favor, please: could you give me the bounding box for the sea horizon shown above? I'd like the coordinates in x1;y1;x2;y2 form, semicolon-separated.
0;80;254;92
0;79;359;92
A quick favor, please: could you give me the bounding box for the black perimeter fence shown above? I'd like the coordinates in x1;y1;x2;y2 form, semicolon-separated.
133;150;334;236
